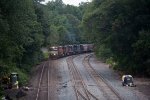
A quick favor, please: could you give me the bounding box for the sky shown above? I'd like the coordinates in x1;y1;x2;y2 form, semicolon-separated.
42;0;91;6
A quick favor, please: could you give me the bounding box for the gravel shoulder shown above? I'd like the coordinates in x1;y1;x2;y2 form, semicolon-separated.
134;78;150;99
57;58;76;100
90;54;149;100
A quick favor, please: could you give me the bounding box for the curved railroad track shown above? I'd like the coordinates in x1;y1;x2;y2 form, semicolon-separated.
82;54;122;100
35;53;122;100
66;55;99;100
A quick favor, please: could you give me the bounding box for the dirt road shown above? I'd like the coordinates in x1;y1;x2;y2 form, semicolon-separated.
21;53;150;100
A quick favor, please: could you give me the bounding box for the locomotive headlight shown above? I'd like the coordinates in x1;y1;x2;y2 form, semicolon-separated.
54;53;56;55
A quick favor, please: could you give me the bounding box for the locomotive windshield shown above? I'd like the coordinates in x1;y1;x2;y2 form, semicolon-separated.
50;47;58;51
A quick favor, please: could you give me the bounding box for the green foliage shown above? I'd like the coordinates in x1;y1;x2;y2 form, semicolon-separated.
0;0;86;88
82;0;150;76
42;0;85;46
0;0;45;87
95;44;112;61
0;2;92;98
106;57;118;69
133;30;150;76
43;52;49;59
0;86;4;98
64;5;82;20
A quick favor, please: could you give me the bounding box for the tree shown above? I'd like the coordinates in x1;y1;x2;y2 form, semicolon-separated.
45;0;84;45
0;0;44;77
82;0;150;76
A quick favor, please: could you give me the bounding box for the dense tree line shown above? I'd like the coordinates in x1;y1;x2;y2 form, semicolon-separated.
0;0;85;91
82;0;150;76
44;0;84;45
0;0;45;86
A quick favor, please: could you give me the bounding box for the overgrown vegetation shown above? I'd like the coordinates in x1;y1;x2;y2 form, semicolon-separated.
0;0;42;97
0;0;85;96
82;0;150;76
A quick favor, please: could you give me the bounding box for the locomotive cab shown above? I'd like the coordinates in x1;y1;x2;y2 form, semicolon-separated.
49;46;58;59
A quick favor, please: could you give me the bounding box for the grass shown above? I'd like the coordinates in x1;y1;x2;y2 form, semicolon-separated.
43;52;49;59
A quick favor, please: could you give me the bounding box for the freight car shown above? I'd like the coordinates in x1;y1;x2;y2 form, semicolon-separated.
80;44;88;53
73;44;81;54
63;45;69;56
68;45;73;55
88;44;94;52
58;46;64;57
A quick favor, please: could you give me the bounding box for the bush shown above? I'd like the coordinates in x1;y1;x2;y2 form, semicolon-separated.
95;44;112;61
43;52;49;59
0;86;4;98
106;57;116;67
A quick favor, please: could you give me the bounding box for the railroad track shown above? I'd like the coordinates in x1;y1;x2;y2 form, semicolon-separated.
35;54;122;100
66;55;99;100
82;54;122;100
34;59;58;100
48;60;58;100
35;61;49;100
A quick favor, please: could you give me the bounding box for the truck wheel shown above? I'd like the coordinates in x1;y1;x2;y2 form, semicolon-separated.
122;83;125;86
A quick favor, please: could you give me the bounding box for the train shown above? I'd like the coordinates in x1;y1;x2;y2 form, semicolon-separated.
49;44;94;59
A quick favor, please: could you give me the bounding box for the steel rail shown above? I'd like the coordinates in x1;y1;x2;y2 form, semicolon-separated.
48;61;50;100
67;56;91;100
72;55;99;100
67;56;86;100
35;62;46;100
83;54;122;100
